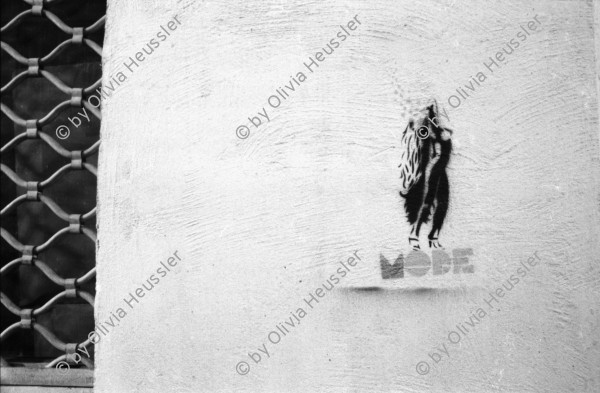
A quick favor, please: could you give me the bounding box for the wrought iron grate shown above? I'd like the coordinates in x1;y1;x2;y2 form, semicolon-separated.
1;0;105;388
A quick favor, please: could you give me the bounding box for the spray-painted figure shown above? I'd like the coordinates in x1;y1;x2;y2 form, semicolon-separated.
398;102;452;250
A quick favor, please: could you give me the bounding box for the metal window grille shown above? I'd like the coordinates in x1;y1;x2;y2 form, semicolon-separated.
1;0;105;389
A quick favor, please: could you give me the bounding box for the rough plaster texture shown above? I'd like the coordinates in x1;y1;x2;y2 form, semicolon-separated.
96;1;600;392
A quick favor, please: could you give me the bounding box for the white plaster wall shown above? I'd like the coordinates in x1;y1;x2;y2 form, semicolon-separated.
96;0;600;392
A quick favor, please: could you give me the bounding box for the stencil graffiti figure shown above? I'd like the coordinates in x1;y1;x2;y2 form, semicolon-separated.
398;101;453;250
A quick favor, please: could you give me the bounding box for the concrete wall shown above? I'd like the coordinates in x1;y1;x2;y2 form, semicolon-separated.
96;1;600;392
